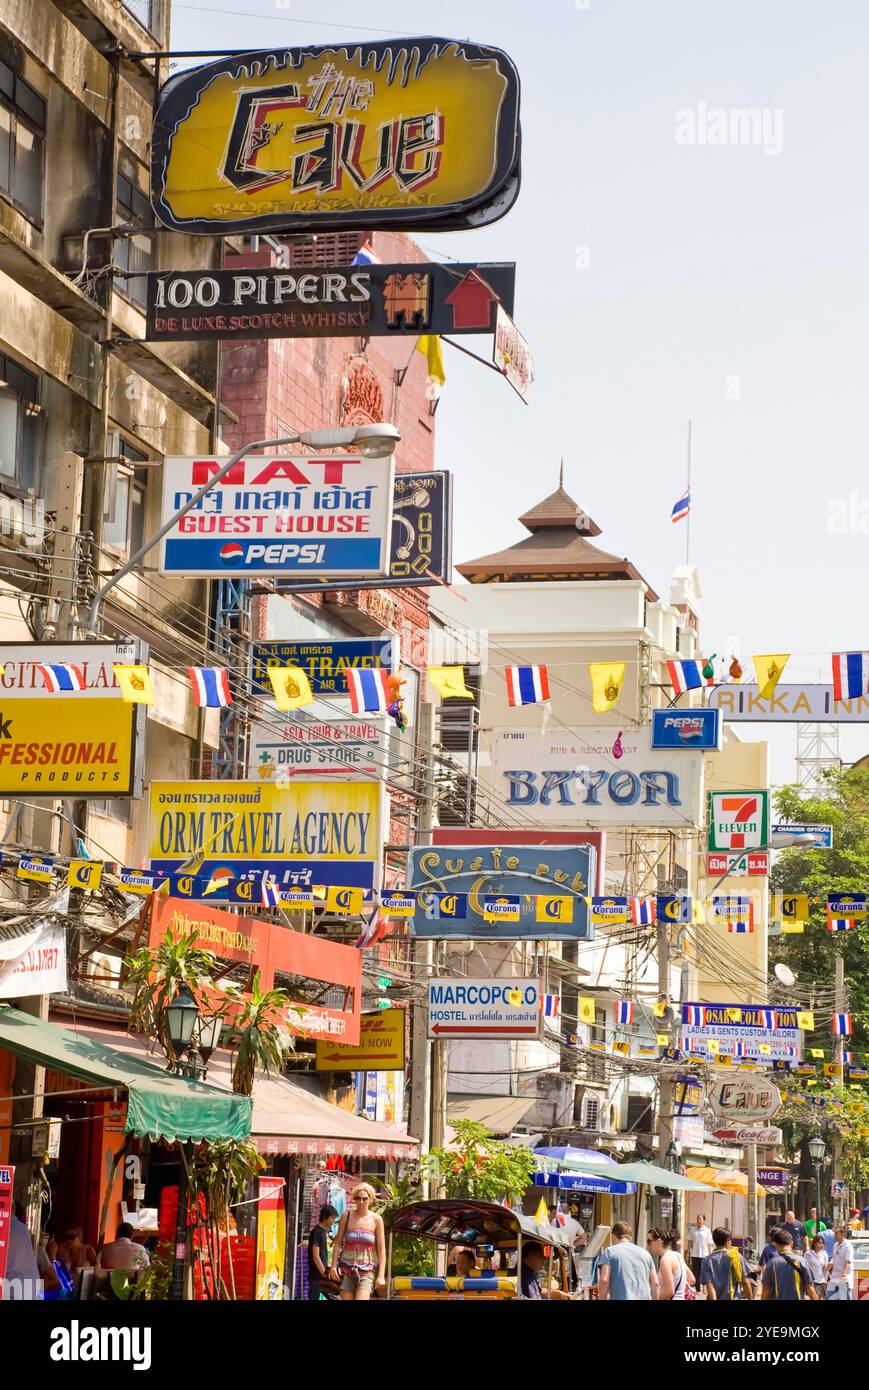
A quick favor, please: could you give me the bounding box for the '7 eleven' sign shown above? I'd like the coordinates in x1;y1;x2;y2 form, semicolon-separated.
707;790;770;851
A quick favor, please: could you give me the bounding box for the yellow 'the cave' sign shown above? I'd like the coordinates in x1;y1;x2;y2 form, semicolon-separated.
315;1009;406;1072
150;39;520;236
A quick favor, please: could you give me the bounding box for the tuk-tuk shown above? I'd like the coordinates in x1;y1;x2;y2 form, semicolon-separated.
387;1199;574;1300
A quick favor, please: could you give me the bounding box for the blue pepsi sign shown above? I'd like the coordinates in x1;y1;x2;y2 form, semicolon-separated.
651;707;720;750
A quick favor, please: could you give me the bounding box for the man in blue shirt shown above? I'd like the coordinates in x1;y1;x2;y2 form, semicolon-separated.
596;1222;660;1300
760;1230;818;1301
519;1242;571;1300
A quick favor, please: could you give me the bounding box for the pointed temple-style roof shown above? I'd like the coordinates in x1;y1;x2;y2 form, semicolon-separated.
456;474;658;599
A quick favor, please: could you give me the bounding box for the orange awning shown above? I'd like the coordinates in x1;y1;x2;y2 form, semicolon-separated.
686;1164;767;1196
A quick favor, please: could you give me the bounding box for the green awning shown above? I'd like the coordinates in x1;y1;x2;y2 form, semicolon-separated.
0;1006;251;1144
559;1158;718;1192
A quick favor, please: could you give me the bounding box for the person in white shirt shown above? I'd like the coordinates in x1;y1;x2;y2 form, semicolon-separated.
5;1207;41;1299
689;1214;714;1284
827;1226;854;1300
98;1221;150;1272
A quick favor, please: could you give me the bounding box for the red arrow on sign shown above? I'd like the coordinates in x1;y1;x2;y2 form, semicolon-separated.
319;1050;402;1063
431;1024;538;1036
443;271;500;330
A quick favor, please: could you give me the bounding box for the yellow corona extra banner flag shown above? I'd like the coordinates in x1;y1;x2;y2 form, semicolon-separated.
0;699;138;796
68;860;103;891
772;893;810;923
148;780;383;891
535;895;574;924
151;41;520;236
325;886;364;915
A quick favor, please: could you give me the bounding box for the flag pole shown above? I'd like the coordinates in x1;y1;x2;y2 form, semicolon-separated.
685;419;692;565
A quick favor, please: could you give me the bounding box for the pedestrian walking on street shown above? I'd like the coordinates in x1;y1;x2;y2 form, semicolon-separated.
827;1226;854;1300
805;1234;829;1299
330;1184;386;1301
805;1207;826;1240
781;1208;808;1253
688;1213;714;1286
760;1229;818;1301
700;1227;754;1301
596;1222;660;1301
647;1228;695;1300
308;1204;339;1302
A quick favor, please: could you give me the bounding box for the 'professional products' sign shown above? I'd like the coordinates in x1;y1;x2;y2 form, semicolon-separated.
146;264;515;342
276;470;452;593
0;641;145;797
651;708;721;750
490;727;703;828
151;39;521;236
427;978;541;1039
249;717;386;780
710;684;869;722
149;779;384;890
407;840;596;940
159;454;394;577
251;637;396;697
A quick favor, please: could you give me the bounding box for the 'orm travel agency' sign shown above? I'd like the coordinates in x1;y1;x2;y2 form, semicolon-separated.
490;727;703;827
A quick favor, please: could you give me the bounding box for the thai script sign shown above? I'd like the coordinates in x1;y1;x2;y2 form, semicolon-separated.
427;978;541;1038
151;40;521;236
249;717;386;779
159;454;394;577
250;637;396;697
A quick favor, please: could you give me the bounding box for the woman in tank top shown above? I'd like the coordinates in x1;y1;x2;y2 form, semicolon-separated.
330;1183;386;1301
647;1227;696;1300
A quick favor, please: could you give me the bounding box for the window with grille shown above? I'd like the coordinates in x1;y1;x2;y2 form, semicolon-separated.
103;432;147;556
0;353;41;493
115;174;155;309
0;60;45;223
582;1096;600;1130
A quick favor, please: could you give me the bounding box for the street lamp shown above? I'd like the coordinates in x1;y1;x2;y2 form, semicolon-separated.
196;1011;223;1079
166;983;199;1070
808;1134;826;1227
84;422;401;633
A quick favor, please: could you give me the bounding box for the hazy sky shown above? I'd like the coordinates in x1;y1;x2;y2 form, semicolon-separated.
169;0;869;782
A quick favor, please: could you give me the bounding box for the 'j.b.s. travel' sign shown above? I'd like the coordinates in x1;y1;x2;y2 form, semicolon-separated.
250;637;397;697
150;40;521;236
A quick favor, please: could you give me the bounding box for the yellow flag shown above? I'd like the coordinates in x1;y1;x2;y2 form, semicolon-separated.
113;664;153;703
753;654;789;700
428;667;473;700
267;666;313;711
727;1008;743;1023
797;1011;815;1031
810;1049;824;1058
772;892;809;923
325;886;363;915
589;662;625;714
612;1039;630;1055
717;1054;733;1067
578;997;596;1025
824;1063;838;1078
535;895;574;924
534;1196;549;1225
781;922;805;934
417;334;446;387
759;1043;771;1055
656;1033;670;1046
653;1001;668;1018
706;1039;719;1054
68;859;102;892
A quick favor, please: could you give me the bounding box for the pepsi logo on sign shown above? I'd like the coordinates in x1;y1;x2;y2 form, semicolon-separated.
651;708;721;750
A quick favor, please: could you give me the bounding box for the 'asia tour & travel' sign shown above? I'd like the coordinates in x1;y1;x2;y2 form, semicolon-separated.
489;727;703;828
150;40;521;236
248;716;387;779
159;454;394;577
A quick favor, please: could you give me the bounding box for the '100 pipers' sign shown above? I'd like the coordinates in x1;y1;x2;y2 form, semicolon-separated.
158;454;394;577
150;40;521;236
489;727;703;828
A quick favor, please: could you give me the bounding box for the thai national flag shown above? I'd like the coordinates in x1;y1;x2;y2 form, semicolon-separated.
616;1000;634;1026
543;994;560;1019
345;667;391;713
667;659;714;695
757;1009;775;1029
840;1050;854;1065
832;651;869;701
188;667;232;708
833;1013;853;1037
353;241;381;266
827;914;854;933
36;662;85;692
728;919;754;934
630;896;656;925
260;879;282;908
671;487;690;523
505;665;551;706
683;1005;705;1027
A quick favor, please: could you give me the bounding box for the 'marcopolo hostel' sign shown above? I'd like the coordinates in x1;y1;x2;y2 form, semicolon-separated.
150;39;521;236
